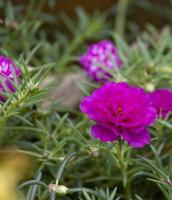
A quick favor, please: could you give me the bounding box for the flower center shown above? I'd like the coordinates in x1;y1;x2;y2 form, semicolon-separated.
117;106;123;115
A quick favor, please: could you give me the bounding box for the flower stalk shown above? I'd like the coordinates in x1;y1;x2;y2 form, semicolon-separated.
115;0;130;38
115;141;131;199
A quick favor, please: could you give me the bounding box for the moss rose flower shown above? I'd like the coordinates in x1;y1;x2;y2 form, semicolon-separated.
80;82;156;148
0;55;21;101
79;40;122;82
149;89;172;118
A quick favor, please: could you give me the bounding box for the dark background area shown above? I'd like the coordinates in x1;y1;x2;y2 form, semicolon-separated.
8;0;172;29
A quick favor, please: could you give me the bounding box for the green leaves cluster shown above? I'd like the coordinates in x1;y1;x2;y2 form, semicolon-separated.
0;1;172;200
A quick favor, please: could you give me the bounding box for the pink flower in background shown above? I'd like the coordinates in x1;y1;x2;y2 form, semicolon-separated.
79;40;123;81
0;56;21;101
149;89;172;118
80;82;156;148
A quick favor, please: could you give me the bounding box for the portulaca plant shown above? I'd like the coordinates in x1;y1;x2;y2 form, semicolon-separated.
1;1;172;200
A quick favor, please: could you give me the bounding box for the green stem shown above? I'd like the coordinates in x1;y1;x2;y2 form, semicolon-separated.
115;0;130;38
68;187;106;199
58;21;99;72
58;34;86;72
0;119;5;137
50;152;76;200
115;142;131;199
19;180;48;189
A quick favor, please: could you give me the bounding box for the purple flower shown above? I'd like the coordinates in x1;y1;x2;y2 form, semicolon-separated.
79;40;123;82
80;82;156;148
149;89;172;119
0;56;21;101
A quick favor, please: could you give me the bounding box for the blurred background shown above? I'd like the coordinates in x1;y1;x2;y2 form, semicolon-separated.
1;0;171;31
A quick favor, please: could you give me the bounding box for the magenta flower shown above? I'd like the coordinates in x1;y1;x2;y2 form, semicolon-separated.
79;40;123;81
0;56;21;101
80;82;156;148
149;89;172;119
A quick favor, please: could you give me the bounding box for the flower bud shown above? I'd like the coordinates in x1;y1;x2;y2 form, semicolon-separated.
48;184;69;196
56;185;69;196
90;147;100;158
145;83;155;92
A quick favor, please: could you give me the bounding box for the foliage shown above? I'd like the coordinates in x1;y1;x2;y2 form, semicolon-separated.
0;1;172;200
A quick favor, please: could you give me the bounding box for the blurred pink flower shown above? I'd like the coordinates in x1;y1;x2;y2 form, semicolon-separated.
0;56;21;101
149;89;172;118
79;40;122;82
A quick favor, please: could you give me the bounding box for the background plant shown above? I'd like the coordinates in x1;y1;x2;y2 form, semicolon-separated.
0;1;172;200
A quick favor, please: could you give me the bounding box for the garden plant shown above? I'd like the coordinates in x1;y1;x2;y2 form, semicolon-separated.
0;1;172;200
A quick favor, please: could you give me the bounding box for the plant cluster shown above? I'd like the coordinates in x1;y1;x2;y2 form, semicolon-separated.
0;1;172;200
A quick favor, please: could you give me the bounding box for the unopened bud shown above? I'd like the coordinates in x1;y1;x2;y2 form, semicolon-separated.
48;184;69;196
56;185;69;196
145;83;155;92
90;147;99;158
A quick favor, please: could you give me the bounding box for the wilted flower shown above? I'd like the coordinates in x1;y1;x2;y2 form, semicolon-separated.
79;40;122;81
80;82;156;148
0;56;21;101
149;89;172;119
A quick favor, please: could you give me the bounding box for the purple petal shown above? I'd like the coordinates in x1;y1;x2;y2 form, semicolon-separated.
91;124;119;142
122;128;150;148
149;89;172;119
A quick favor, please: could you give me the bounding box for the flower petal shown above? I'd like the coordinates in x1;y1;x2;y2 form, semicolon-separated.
91;124;119;142
122;128;150;148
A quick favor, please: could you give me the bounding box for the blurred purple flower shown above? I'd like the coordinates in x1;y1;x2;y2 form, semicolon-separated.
80;82;156;148
149;89;172;119
79;40;123;82
0;56;21;101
